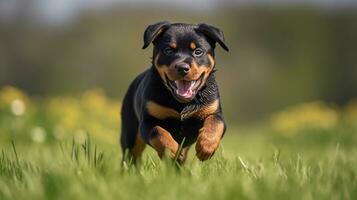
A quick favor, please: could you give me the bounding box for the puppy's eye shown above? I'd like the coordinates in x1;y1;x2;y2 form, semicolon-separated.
193;48;204;57
163;47;174;55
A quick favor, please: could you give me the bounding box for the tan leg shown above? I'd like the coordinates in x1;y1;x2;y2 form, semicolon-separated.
130;133;146;161
195;115;225;161
149;126;185;163
180;147;190;164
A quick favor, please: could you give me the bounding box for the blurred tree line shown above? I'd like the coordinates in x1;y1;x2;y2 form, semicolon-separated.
0;5;356;122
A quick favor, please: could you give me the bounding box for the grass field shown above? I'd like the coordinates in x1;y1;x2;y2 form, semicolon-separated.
1;87;357;200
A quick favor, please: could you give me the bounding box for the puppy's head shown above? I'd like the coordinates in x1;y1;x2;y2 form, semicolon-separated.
142;22;229;103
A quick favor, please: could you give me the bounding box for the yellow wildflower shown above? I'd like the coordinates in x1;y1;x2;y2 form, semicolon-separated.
270;101;339;136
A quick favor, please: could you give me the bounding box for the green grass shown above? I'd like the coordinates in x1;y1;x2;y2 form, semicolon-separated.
1;127;357;200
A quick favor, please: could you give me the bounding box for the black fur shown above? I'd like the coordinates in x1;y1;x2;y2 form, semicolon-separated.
120;22;228;161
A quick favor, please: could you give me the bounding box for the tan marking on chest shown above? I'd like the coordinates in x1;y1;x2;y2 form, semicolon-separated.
192;100;219;119
146;101;180;120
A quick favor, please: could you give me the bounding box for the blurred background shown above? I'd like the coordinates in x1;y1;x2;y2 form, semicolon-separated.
1;0;357;145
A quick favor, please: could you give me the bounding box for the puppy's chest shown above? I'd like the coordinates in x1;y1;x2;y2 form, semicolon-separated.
146;100;219;121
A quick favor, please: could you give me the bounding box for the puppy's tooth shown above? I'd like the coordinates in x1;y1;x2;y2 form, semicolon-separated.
190;82;195;89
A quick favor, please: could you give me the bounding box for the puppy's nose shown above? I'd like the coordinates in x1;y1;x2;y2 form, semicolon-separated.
176;63;190;77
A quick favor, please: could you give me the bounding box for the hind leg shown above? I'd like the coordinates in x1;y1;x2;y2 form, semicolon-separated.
121;127;146;164
129;133;146;162
121;118;146;164
120;91;145;164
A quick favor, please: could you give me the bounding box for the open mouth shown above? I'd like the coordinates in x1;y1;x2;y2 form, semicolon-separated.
165;74;204;102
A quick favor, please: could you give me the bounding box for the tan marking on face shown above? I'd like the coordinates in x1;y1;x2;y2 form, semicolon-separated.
154;53;168;82
207;54;215;67
195;115;225;161
154;52;217;83
130;133;146;158
183;53;216;88
190;42;196;50
170;43;177;49
192;99;219;119
150;126;184;162
185;53;215;81
154;53;182;82
146;101;180;120
184;61;207;81
202;54;215;80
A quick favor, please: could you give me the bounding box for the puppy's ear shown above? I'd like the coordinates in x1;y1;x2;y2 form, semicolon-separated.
196;23;229;51
142;21;171;49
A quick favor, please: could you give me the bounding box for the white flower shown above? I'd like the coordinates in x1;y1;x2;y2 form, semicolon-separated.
30;126;46;143
11;99;25;116
74;129;87;144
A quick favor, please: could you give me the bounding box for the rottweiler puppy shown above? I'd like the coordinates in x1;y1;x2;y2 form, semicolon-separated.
120;21;229;164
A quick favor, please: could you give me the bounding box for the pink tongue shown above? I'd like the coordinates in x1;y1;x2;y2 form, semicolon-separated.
177;80;192;97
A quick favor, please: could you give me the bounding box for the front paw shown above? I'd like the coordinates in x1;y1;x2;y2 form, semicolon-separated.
195;135;219;161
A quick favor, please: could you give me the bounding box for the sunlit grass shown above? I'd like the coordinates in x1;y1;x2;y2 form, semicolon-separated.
1;132;356;200
1;86;357;199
